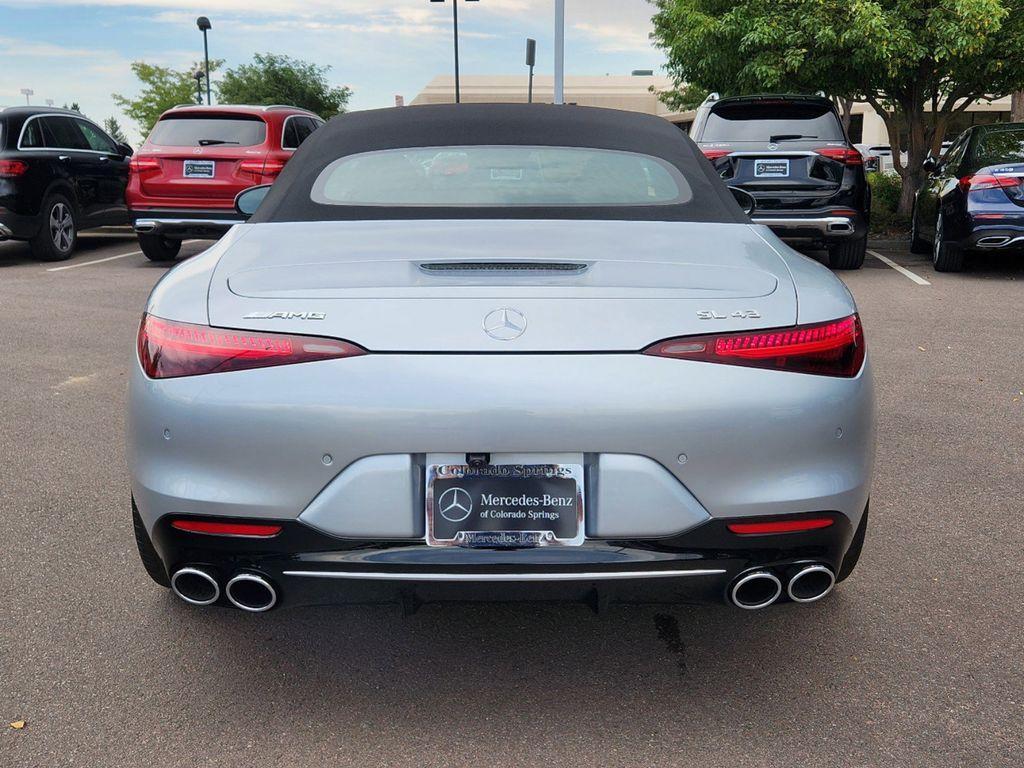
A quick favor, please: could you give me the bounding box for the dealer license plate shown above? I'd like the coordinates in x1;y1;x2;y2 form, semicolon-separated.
183;160;215;178
754;159;790;178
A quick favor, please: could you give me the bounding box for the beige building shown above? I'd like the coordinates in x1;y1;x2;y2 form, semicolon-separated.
410;74;1015;147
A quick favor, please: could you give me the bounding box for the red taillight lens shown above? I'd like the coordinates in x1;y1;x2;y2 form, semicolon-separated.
727;517;834;535
959;174;1020;192
644;315;865;377
171;519;283;537
0;159;29;177
238;159;266;180
129;156;161;175
261;160;286;180
137;314;366;379
701;148;731;161
815;147;863;166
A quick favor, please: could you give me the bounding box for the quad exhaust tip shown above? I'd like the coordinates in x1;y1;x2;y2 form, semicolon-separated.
170;567;220;606
225;573;278;613
730;571;782;610
787;564;836;603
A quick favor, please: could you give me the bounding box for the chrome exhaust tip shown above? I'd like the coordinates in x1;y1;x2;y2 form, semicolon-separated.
787;564;836;603
225;573;278;613
977;235;1011;248
170;567;220;606
730;571;782;610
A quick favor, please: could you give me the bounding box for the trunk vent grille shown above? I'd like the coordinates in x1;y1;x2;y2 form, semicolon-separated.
419;261;588;274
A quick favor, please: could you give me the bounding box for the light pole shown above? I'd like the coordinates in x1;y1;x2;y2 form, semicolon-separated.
193;69;205;105
196;16;212;105
554;0;565;104
20;88;33;105
525;39;536;104
429;0;479;104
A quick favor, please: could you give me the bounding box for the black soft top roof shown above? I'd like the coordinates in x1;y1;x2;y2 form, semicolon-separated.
251;103;747;224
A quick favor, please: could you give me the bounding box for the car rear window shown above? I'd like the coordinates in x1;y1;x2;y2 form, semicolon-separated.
148;115;267;147
310;145;692;207
974;127;1024;165
702;101;845;142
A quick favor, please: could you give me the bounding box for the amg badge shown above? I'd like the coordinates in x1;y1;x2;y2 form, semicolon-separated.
242;311;327;320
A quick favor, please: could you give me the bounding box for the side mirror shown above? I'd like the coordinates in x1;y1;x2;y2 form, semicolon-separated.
922;156;937;173
117;142;134;158
235;184;272;218
728;186;756;216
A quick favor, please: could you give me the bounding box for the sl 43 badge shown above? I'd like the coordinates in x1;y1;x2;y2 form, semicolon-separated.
697;310;762;320
242;311;326;320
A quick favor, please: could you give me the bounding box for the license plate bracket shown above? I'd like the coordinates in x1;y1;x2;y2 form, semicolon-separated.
426;463;585;547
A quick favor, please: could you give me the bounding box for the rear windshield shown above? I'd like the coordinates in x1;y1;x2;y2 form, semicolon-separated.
702;101;845;142
310;145;692;207
148;115;267;147
973;127;1024;165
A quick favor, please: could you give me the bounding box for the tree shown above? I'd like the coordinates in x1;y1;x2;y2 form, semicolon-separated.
651;0;1024;214
103;117;129;144
62;102;81;113
218;53;351;118
113;60;222;136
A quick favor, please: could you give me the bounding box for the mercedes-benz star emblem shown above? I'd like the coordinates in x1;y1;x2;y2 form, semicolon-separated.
483;307;527;341
438;487;473;523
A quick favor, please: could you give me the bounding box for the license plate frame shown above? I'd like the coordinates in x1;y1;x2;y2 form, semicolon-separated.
183;160;216;179
426;462;585;548
754;159;790;178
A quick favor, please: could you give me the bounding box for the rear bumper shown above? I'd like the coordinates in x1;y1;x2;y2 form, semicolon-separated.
148;510;859;609
0;209;40;240
752;211;867;243
964;224;1024;250
131;209;243;240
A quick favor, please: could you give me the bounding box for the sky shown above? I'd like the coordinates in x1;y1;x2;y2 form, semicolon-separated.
0;0;667;143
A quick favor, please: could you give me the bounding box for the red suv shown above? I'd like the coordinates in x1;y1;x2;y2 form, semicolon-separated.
127;104;324;261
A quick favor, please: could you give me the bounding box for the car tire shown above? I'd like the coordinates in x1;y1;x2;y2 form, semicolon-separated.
828;236;867;270
909;203;930;254
138;233;182;262
932;214;965;272
30;193;77;262
837;505;868;583
132;497;170;587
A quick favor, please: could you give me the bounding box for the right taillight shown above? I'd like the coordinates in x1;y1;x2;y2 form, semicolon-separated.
137;314;366;379
815;147;863;166
643;314;865;377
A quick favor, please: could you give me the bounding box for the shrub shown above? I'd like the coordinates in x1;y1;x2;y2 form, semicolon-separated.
868;172;910;235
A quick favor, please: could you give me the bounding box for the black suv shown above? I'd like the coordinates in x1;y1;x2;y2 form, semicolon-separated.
691;94;870;269
0;107;132;261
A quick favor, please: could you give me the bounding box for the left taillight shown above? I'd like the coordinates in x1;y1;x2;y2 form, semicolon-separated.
643;315;865;378
137;314;366;379
129;156;161;176
0;159;29;178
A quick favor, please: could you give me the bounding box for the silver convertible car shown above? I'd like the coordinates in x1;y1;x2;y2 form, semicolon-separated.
128;104;874;613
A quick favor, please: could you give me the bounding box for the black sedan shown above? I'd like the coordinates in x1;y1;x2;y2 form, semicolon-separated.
0;106;132;261
912;122;1024;271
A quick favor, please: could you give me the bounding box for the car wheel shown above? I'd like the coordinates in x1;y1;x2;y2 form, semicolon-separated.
132;497;170;587
138;233;182;262
932;214;965;272
30;194;77;262
909;202;930;254
837;505;868;582
828;236;867;270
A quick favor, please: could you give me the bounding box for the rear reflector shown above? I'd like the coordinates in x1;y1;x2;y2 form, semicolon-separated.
643;315;866;377
0;159;29;177
137;314;366;379
171;519;283;537
815;147;863;166
727;518;834;535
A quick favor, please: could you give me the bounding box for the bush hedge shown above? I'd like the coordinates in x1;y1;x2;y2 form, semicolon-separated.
868;172;910;236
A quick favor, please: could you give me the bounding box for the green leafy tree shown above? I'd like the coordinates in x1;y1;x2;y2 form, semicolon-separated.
218;53;351;118
103;117;129;144
651;0;1024;213
62;102;81;113
113;60;223;137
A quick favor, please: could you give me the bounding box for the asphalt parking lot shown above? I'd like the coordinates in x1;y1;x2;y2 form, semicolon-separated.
1;233;1022;767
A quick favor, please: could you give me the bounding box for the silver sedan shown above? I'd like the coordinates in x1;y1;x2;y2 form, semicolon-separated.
128;104;874;614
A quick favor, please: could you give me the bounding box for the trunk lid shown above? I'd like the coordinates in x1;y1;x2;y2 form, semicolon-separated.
207;220;797;352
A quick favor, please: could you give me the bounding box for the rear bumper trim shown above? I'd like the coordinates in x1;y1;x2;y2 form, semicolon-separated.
0;223;13;240
752;215;857;236
282;568;727;582
133;217;242;237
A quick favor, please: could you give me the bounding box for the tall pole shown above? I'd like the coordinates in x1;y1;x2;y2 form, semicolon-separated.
526;38;536;104
554;0;565;104
202;30;211;105
452;0;461;103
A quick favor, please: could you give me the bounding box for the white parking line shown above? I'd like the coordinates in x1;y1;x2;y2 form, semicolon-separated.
46;240;203;272
868;249;931;285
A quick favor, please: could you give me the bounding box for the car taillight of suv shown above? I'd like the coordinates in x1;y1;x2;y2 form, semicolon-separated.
126;104;324;262
691;94;871;270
